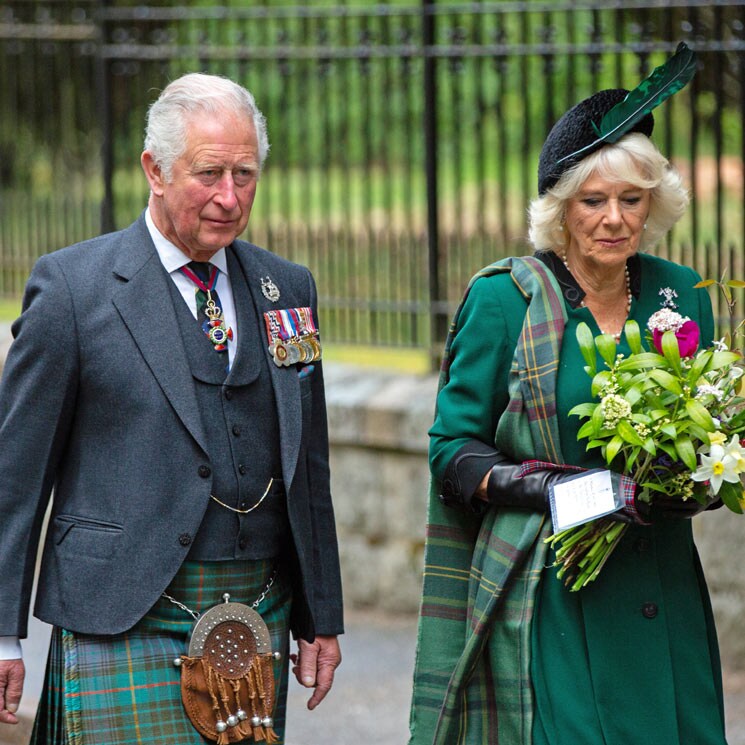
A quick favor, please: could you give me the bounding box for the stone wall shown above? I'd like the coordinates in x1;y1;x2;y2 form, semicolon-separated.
323;364;435;615
0;323;742;668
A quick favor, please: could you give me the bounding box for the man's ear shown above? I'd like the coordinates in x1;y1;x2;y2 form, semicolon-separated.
141;151;165;196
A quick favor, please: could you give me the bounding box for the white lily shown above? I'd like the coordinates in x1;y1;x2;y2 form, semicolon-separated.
722;435;745;474
691;444;741;494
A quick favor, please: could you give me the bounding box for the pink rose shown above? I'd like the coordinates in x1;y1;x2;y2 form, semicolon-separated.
652;319;700;358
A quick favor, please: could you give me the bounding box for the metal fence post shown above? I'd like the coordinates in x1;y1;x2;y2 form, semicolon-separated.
423;0;445;370
95;0;114;234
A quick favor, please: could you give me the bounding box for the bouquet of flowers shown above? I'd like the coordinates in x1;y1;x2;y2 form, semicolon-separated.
546;288;745;591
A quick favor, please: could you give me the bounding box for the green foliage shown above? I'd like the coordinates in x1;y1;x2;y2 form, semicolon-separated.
570;320;745;508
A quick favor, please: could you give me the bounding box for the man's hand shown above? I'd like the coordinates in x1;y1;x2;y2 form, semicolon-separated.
0;659;24;725
290;635;341;710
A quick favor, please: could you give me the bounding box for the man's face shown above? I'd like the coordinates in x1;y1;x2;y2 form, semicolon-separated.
143;111;260;260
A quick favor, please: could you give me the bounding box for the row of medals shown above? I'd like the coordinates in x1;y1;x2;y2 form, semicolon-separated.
270;334;322;367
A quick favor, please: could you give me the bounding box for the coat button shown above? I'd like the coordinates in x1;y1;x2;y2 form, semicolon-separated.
224;388;233;400
238;464;247;475
198;465;211;478
232;425;241;437
179;533;192;546
642;602;658;619
634;538;651;554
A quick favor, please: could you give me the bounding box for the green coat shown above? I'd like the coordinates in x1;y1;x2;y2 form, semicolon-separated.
428;252;727;745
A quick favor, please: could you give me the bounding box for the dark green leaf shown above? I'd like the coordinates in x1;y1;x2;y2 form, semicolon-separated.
707;351;741;372
617;352;666;371
685;399;716;431
661;331;682;375
674;436;698;471
649;368;683;395
576;322;597;376
624;320;643;355
617;419;645;447
595;334;619;368
569;403;597;418
577;420;598;440
687;351;712;386
605;435;624;464
718;482;744;514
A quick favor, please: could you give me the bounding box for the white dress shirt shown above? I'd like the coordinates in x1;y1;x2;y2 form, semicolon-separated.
0;636;21;660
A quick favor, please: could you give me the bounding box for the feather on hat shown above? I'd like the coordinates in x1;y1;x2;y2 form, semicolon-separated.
537;42;697;195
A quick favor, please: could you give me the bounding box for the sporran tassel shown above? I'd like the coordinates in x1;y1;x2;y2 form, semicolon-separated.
173;588;280;744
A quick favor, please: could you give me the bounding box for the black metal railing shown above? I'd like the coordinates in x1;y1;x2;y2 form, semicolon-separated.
1;0;743;363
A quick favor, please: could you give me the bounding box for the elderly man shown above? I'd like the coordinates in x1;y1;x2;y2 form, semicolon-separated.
0;73;342;744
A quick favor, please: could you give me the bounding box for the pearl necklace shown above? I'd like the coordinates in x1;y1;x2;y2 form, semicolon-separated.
562;256;632;342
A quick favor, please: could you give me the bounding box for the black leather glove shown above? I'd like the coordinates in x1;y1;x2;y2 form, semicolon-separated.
484;454;573;510
438;441;647;523
487;460;654;527
439;441;587;513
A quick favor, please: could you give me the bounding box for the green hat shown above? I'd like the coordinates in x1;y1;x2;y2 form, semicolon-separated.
537;42;697;195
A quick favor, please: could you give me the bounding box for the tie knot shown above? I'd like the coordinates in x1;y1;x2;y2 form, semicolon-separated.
188;261;213;283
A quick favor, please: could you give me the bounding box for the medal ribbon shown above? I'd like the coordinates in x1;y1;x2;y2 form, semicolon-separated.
180;263;219;296
179;262;232;355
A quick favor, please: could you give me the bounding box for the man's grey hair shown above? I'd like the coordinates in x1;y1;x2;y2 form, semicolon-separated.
143;72;270;181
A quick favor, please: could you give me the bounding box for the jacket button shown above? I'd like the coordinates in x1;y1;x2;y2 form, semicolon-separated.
238;537;247;550
224;388;233;400
642;602;658;619
179;533;192;546
634;538;651;554
198;465;211;478
238;464;247;475
232;425;241;437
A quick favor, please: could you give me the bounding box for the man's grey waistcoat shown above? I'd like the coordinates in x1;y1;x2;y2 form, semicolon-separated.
0;214;343;641
167;256;288;561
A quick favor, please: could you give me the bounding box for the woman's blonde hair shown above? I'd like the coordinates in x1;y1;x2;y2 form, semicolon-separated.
527;133;689;253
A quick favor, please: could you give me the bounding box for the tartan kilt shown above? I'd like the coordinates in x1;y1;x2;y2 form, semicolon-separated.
30;558;292;745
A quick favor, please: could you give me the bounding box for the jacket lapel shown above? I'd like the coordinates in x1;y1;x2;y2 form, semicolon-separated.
230;245;302;490
111;217;208;454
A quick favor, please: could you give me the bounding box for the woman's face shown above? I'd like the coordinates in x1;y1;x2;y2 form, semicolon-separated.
564;172;651;271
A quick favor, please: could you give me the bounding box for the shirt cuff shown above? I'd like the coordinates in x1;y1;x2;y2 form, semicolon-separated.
0;636;22;660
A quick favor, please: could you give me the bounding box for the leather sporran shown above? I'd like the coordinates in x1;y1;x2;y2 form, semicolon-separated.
176;595;280;744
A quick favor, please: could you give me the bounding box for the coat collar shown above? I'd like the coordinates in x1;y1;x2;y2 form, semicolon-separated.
535;248;641;309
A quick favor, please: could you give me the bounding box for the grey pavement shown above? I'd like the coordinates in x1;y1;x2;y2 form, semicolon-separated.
5;608;744;745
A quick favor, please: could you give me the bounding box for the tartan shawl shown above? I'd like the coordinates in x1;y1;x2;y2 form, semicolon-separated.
408;256;568;745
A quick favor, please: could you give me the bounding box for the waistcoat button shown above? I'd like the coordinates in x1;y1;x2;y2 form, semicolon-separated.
232;425;241;437
179;533;192;546
224;388;233;400
198;465;211;478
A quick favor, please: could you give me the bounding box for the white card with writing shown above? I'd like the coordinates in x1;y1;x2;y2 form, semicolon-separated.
549;469;620;532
